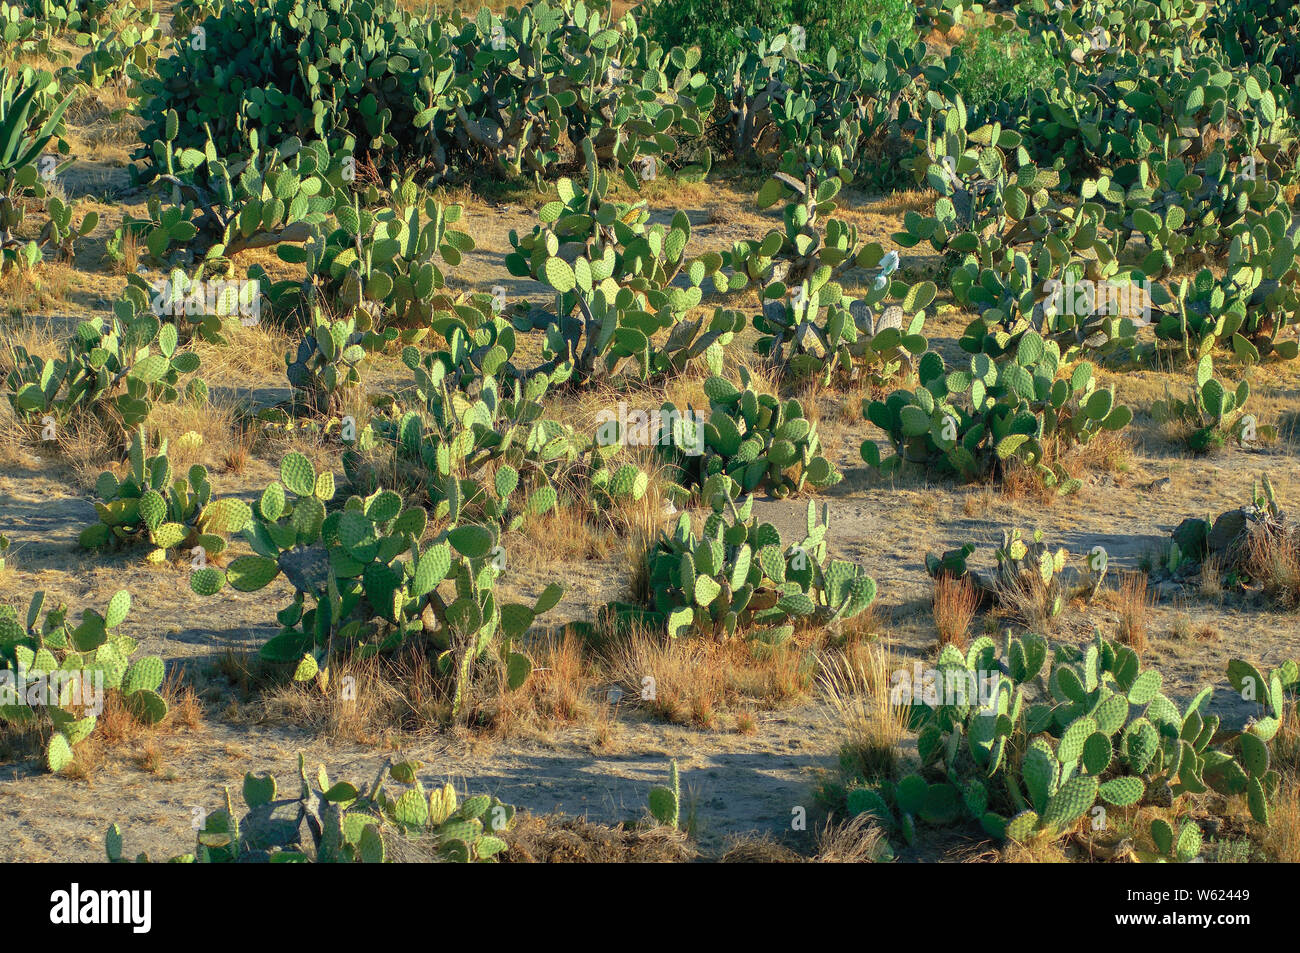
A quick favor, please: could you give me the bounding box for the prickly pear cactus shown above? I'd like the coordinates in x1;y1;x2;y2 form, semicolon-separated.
862;331;1131;491
848;630;1289;851
656;367;840;500
0;588;167;773
80;429;252;564
190;451;562;717
613;489;876;643
107;753;516;862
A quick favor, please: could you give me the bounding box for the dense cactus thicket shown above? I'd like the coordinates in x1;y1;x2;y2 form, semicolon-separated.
1;0;1298;866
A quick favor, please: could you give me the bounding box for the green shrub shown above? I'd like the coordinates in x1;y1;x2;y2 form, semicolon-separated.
948;27;1056;116
641;0;917;75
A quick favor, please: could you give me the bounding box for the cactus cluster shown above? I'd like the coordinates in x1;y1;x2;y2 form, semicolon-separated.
507;141;721;386
5;286;206;438
850;629;1295;848
107;753;515;862
723;25;943;189
658;368;840;501
1150;353;1271;452
190;452;561;718
0;66;71;273
140;132;346;269
862;331;1131;490
79;429;252;564
0;589;167;773
735;162;937;386
134;0;713;189
347;361;575;531
613;492;876;644
73;2;161;89
285;308;393;418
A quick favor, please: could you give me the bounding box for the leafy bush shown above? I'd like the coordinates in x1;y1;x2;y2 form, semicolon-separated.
947;27;1056;116
642;0;916;76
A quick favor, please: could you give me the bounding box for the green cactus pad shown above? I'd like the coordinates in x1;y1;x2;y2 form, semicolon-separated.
448;525;494;559
122;655;165;694
1004;810;1039;843
126;689;169;724
189;567;226;596
47;733;75;772
104;590;132;630
1099;776;1144;807
280;453;317;497
226;555;281;591
260;482;287;521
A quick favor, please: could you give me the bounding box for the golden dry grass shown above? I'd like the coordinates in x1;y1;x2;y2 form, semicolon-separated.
1116;571;1152;656
816;642;908;783
932;574;978;648
812;812;890;862
1242;526;1300;608
601;626;818;728
488;631;597;737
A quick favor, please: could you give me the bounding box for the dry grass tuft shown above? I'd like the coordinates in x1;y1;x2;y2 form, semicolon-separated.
601;626;815;727
503;813;696;863
993;569;1060;633
720;834;804;862
1260;779;1300;862
1116;572;1151;655
932;575;978;648
1242;527;1300;608
817;642;908;783
1198;553;1223;601
812;812;890;862
488;631;597;737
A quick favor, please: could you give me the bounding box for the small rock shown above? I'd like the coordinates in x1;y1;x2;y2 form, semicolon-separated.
1153;581;1184;601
